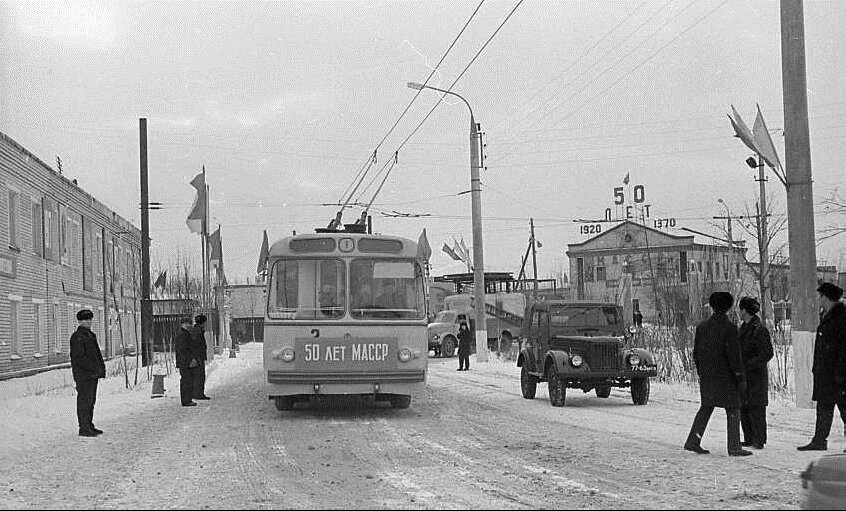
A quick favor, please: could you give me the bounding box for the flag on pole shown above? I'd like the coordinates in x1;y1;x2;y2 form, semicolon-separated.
458;237;470;262
728;105;759;154
416;228;432;262
186;172;206;234
209;226;222;269
257;230;269;274
623;172;630;185
442;243;462;261
752;104;783;170
153;270;167;290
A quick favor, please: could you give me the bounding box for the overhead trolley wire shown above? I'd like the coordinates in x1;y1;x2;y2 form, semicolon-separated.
333;0;487;223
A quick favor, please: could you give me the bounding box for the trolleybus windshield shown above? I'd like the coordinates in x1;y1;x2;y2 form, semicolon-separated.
267;257;425;320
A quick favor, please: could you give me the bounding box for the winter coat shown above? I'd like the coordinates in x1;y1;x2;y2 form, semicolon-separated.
457;327;473;355
175;327;194;369
70;326;106;382
693;312;745;409
812;302;846;403
738;315;774;407
190;325;208;362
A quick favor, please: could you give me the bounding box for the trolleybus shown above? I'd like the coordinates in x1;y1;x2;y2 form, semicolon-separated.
263;229;428;410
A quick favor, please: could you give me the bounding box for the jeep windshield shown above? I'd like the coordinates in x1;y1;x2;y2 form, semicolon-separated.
433;311;457;324
549;304;623;335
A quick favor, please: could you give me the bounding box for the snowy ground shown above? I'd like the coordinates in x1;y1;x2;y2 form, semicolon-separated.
0;344;835;509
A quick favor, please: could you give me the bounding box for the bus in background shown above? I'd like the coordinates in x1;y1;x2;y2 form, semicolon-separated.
263;228;428;411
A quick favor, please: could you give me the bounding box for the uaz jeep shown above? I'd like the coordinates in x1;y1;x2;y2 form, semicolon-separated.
517;300;657;406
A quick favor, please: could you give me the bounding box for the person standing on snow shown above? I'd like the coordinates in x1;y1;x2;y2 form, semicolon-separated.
174;317;198;407
457;321;472;371
70;309;106;437
684;292;751;457
191;314;211;400
737;296;774;450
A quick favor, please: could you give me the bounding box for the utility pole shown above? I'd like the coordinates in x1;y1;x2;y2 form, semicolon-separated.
470;118;488;363
530;218;539;300
755;155;773;325
781;0;818;408
715;198;735;293
139;118;152;368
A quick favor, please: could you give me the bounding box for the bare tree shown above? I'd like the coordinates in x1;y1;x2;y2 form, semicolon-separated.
819;189;846;242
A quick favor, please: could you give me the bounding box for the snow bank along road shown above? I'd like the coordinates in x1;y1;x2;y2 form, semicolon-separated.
0;342;826;509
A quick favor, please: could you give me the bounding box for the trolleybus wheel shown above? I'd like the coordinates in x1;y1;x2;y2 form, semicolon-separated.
595;385;612;398
390;394;412;409
274;396;295;411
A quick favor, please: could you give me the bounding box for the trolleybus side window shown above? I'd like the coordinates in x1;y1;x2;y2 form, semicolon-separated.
350;259;425;320
268;258;346;320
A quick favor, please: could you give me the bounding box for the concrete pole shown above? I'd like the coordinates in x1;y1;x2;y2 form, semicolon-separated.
530;218;539;300
781;0;817;408
139;118;152;368
470;116;488;363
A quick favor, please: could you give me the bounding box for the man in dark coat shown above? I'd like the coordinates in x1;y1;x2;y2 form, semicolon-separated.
684;292;751;456
798;282;846;451
457;321;472;371
174;317;197;407
191;314;210;400
69;309;106;437
737;296;774;449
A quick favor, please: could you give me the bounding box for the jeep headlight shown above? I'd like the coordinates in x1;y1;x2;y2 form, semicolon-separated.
628;325;638;334
432;334;440;341
628;354;640;366
281;348;295;362
570;355;583;367
398;348;413;362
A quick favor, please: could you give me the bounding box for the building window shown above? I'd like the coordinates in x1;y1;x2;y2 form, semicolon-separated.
612;255;618;264
697;261;702;273
735;263;741;279
679;251;688;283
8;189;20;249
94;230;103;279
9;298;22;355
34;302;43;354
54;303;61;352
596;266;606;281
31;200;43;256
715;262;720;279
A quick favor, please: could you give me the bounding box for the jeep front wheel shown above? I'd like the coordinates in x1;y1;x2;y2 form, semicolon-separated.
547;367;566;407
631;378;650;405
595;385;611;398
441;336;456;358
520;365;537;399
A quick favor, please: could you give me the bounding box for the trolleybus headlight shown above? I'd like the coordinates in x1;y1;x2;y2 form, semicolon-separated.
281;348;295;362
398;348;413;363
628;354;640;366
570;355;583;367
628;325;638;334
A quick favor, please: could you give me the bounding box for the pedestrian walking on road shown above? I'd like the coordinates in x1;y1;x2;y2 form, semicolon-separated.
457;321;472;371
737;296;774;450
70;309;106;437
797;282;846;451
684;292;751;457
191;314;211;400
175;317;197;407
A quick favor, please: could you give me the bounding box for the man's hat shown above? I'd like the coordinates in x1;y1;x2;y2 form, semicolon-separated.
77;309;94;321
708;291;734;313
195;314;207;324
817;282;844;301
180;317;193;325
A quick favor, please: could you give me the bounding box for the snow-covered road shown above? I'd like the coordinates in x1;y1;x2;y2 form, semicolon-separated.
0;343;829;509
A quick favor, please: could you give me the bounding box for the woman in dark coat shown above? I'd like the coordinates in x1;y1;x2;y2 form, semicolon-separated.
737;297;774;449
798;282;846;451
684;291;750;456
457;322;472;371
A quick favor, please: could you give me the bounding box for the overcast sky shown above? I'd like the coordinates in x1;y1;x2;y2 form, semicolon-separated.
2;0;844;284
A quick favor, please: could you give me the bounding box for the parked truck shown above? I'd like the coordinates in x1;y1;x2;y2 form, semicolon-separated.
427;292;526;357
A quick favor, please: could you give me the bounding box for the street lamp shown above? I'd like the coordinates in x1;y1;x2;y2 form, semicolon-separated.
407;81;488;362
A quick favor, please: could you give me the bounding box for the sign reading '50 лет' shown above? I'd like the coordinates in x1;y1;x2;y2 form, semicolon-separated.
580;183;676;235
294;338;397;369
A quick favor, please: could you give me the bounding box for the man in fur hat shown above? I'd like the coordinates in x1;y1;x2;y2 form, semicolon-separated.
797;282;846;451
684;291;751;456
